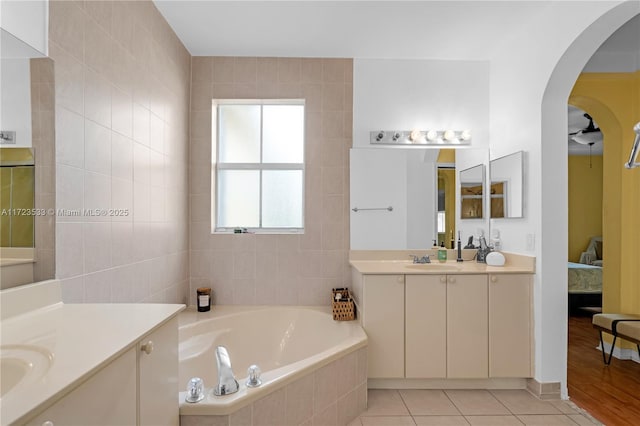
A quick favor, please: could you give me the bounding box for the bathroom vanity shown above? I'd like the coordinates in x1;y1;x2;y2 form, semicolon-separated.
350;250;535;388
0;281;185;425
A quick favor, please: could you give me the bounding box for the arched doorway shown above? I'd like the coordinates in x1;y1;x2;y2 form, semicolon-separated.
542;2;640;419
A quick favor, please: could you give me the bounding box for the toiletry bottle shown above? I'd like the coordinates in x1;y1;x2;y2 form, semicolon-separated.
197;287;212;312
438;245;447;263
491;229;502;251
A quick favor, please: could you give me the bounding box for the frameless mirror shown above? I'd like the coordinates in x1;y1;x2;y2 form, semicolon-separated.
349;147;489;249
490;151;524;218
0;54;55;289
459;164;485;219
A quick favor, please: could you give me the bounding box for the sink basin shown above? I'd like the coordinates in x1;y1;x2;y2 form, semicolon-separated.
0;345;53;397
404;263;462;272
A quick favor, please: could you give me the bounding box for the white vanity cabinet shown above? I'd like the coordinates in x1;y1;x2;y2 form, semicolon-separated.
488;274;533;377
361;274;405;378
405;274;488;379
139;316;179;426
25;317;179;426
25;349;138;426
356;269;532;381
405;275;447;378
446;274;488;378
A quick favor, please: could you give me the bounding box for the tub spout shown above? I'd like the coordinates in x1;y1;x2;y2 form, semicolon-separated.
213;346;239;396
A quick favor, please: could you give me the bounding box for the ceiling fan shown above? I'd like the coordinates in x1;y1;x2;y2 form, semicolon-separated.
569;113;602;145
569;113;601;168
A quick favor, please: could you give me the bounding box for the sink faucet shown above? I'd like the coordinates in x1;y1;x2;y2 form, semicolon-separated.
213;346;239;396
409;254;431;264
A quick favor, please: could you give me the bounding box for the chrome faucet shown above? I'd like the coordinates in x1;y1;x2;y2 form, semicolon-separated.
213;346;239;396
409;254;431;264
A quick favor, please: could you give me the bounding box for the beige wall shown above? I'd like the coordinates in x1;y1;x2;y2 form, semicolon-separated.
189;57;353;305
50;0;191;303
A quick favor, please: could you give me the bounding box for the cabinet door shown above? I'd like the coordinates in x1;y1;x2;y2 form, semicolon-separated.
26;349;137;426
489;274;532;377
447;274;488;378
139;316;179;426
362;274;405;378
406;275;447;378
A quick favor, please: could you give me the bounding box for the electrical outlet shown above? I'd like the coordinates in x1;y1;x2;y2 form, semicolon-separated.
526;233;535;251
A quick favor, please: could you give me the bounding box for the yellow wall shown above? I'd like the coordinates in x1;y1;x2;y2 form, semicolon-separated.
570;71;640;316
568;155;603;262
438;149;456;247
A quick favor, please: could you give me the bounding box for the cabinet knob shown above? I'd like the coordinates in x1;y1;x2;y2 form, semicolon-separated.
396;276;404;284
439;276;447;283
491;276;498;283
448;276;456;284
141;340;154;355
42;422;54;426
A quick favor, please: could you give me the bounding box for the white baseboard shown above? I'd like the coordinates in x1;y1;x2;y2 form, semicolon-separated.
598;342;640;363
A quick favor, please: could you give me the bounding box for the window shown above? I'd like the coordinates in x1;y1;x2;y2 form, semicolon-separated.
213;100;305;232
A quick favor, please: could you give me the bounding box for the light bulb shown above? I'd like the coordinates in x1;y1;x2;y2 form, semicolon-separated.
409;129;422;142
461;130;471;141
426;130;438;141
443;130;456;141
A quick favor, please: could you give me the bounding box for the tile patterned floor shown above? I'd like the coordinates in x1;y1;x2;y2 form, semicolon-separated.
347;389;602;426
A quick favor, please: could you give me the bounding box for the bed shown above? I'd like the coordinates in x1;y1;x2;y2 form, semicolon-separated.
568;261;602;315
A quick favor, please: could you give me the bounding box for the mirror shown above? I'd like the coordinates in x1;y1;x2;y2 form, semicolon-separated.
459;164;485;220
490;151;524;218
0;55;55;289
349;147;489;249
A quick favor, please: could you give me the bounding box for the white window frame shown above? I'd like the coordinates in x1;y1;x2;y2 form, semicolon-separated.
212;99;305;234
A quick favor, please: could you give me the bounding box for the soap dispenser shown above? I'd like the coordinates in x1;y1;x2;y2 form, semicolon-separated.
438;242;447;263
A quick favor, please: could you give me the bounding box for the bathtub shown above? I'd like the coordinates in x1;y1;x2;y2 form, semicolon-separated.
178;306;368;425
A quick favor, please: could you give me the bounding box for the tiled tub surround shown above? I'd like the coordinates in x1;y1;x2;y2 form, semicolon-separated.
178;306;367;426
49;0;191;303
189;57;353;306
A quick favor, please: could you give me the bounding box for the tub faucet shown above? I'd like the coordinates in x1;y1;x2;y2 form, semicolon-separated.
213;346;239;396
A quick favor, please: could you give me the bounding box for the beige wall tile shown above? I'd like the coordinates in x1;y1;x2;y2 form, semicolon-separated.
189;57;352;306
338;389;360;426
191;57;213;83
230;404;252;426
314;362;338;413
285;373;314;425
53;0;190;304
49;0;85;61
313;402;338;426
213;57;235;83
253;388;286;426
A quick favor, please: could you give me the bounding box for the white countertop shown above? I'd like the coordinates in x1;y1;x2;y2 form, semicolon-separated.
349;250;535;275
0;302;185;425
350;260;534;275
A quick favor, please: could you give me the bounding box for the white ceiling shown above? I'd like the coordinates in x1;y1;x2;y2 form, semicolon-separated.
153;1;552;60
153;1;638;157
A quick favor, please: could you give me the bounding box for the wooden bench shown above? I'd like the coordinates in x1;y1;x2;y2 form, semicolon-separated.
592;313;640;365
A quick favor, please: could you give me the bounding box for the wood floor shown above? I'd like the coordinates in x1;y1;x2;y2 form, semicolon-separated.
568;315;640;425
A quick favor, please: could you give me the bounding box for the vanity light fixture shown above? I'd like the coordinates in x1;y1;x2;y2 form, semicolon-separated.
426;130;438;141
409;129;422;142
370;129;472;146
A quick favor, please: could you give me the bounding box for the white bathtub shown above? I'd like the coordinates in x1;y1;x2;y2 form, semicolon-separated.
178;306;368;421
